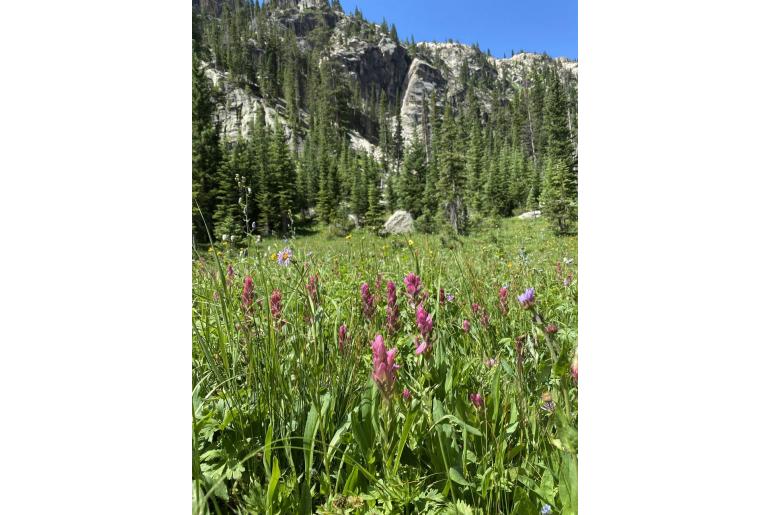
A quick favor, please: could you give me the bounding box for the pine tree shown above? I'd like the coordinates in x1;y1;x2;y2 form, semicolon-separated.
437;101;468;234
540;157;577;234
192;56;222;242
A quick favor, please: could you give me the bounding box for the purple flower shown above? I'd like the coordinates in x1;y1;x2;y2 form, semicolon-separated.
270;289;284;328
462;319;471;333
338;324;348;352
361;283;375;319
446;293;455;303
564;273;573;287
469;392;484;408
241;276;254;312
371;334;399;394
403;272;421;304
414;336;430;356
416;304;434;341
484;358;497;368
306;274;319;303
517;287;536;309
545;323;558;335
498;286;509;314
402;387;411;401
226;264;234;284
386;280;400;334
277;247;292;266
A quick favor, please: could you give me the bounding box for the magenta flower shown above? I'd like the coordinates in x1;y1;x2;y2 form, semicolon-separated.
469;393;484;408
479;310;490;328
241;276;254;312
371;334;399;394
361;283;375;319
414;336;430;356
403;272;421;304
484;358;497;368
545;323;558;335
306;274;319;303
338;324;348;352
498;286;509;315
226;264;234;285
517;287;536;309
471;303;481;315
402;387;411;401
386;280;400;334
416;304;434;341
270;289;282;324
462;319;471;332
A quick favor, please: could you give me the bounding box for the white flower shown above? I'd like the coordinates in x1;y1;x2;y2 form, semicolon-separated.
230;235;236;242
222;234;228;241
247;187;252;194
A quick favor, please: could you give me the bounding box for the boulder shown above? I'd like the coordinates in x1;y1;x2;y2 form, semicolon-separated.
517;210;542;220
347;213;360;228
383;210;414;234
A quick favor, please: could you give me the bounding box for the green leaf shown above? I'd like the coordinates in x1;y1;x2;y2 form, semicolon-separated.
448;466;472;486
266;456;280;514
263;423;273;478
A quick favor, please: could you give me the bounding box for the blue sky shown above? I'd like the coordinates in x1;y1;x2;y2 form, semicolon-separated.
342;0;577;59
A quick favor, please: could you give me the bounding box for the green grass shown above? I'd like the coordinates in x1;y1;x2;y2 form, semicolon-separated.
192;218;577;514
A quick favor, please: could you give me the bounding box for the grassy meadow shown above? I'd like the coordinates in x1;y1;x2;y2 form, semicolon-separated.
192;218;577;514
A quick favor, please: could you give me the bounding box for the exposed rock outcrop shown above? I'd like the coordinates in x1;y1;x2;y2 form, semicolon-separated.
383;210;414;234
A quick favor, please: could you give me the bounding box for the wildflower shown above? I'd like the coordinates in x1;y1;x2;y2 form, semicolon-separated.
408;239;414;247
571;352;578;382
222;234;228;242
402;387;411;401
386;280;400;334
338;324;348;352
306;274;319;303
541;505;552;515
270;252;277;261
564;273;573;287
415;304;434;342
462;319;471;333
498;285;509;314
361;283;375;319
414;336;430;355
241;276;254;312
541;392;555;412
226;264;234;285
270;289;282;324
517;287;536;310
484;358;497;368
439;288;446;306
545;323;558;335
345;234;352;240
507;261;513;268
277;247;292;266
471;303;481;315
371;334;399;394
469;392;484;408
479;310;490;328
446;293;455;303
403;272;421;303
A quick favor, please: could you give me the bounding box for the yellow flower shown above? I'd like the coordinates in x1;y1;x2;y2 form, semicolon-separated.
208;247;213;253
346;234;352;240
271;253;277;261
408;239;414;247
507;262;513;268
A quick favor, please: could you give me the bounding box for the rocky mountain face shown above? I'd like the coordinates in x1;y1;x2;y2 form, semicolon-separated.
201;0;577;152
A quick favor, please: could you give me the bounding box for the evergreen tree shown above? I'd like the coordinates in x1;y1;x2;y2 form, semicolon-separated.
540;157;577;234
437;102;468;234
192;56;222;242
